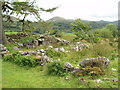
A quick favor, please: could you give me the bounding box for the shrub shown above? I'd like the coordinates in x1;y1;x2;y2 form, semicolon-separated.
4;43;18;52
93;42;113;57
3;52;38;67
93;28;113;38
73;66;104;76
20;36;35;44
47;61;66;76
3;54;14;61
46;49;67;59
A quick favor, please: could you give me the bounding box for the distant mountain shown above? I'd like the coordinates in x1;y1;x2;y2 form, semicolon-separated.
48;17;118;31
3;15;118;33
48;16;66;21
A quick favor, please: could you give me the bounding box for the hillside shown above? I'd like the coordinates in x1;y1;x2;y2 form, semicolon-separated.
3;16;118;33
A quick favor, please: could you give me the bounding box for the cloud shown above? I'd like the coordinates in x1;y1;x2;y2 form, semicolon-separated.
34;0;119;21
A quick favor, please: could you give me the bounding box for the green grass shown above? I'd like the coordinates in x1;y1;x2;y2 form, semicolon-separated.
5;32;19;35
2;61;83;88
2;58;118;88
2;34;118;88
62;32;76;36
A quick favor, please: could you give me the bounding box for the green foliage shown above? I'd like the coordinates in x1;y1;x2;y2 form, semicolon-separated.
2;0;57;32
34;21;52;34
55;31;63;37
46;49;67;59
4;43;18;53
105;24;117;31
72;18;91;32
71;18;95;42
3;52;38;67
93;42;113;57
73;66;104;76
47;61;66;76
3;54;14;62
93;28;113;38
20;36;35;44
105;24;118;37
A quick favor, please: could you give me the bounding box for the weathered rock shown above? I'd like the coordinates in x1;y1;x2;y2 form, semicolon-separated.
34;40;39;46
65;77;70;80
79;57;110;68
28;50;37;55
73;43;89;51
19;51;29;55
56;38;70;45
54;48;59;52
94;79;103;83
13;46;19;50
72;66;104;76
74;67;79;70
35;55;42;60
48;46;53;49
6;33;28;43
40;55;52;65
18;43;24;47
72;69;83;76
59;47;65;52
40;49;45;53
103;78;119;82
112;68;117;71
0;44;9;56
76;42;81;45
78;78;86;83
64;62;74;71
65;51;70;53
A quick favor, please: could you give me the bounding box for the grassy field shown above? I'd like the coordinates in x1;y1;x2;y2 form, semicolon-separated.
2;58;118;88
62;32;76;36
5;32;19;35
2;32;118;88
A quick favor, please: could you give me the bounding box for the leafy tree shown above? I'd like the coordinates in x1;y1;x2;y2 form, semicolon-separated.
71;18;92;40
33;21;52;34
105;24;118;37
105;24;117;31
1;0;58;44
2;0;58;32
93;28;113;38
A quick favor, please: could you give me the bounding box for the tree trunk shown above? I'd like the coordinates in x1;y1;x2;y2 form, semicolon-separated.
0;1;8;44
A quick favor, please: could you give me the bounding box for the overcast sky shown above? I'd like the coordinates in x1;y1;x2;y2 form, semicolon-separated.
30;0;119;21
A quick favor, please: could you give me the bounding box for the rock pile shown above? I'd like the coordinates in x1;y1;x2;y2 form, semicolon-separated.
10;34;71;48
6;33;29;43
73;42;89;51
18;49;53;65
64;62;74;71
0;44;9;56
36;55;53;65
34;34;69;46
19;49;46;56
47;46;66;52
56;38;70;45
79;57;110;68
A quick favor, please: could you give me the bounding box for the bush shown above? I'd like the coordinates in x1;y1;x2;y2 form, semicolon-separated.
46;49;67;59
55;31;62;37
47;61;66;76
20;36;35;44
4;43;18;52
93;28;113;38
73;66;104;76
3;52;38;67
93;42;113;57
3;54;14;61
